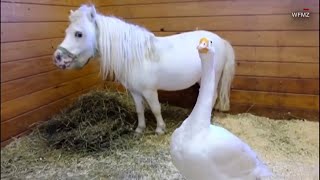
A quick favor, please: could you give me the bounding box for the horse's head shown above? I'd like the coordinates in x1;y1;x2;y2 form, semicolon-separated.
53;4;98;69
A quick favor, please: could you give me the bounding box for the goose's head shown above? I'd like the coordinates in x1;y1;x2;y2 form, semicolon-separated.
197;37;214;54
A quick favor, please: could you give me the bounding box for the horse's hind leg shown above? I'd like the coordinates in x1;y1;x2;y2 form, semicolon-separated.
142;90;166;135
130;91;146;134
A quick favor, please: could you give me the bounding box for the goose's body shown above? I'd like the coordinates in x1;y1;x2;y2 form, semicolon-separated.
170;38;271;180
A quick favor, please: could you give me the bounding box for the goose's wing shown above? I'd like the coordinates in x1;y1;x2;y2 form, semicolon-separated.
208;126;269;178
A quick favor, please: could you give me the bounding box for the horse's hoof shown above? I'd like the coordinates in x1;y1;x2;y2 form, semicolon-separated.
135;127;145;134
155;127;166;135
133;132;143;138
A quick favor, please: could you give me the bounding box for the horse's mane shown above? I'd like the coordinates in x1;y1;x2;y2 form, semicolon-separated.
69;5;158;85
92;12;158;86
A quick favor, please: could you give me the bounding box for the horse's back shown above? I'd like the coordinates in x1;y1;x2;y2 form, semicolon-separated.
149;30;226;91
157;30;221;39
157;30;224;46
156;30;227;61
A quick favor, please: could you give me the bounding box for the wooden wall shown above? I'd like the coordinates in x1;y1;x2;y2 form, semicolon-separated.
97;0;319;121
0;0;102;147
1;0;319;147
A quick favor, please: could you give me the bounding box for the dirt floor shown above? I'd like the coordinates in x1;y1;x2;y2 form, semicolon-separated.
1;91;319;180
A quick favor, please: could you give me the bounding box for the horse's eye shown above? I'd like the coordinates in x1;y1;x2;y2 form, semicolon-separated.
75;31;82;38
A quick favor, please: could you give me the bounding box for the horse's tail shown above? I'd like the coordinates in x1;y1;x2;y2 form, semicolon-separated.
217;39;236;111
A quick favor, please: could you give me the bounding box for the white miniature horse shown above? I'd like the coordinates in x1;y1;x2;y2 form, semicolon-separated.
53;4;236;135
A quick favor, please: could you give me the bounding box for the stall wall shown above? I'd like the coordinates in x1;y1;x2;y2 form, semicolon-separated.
1;0;101;146
1;0;319;147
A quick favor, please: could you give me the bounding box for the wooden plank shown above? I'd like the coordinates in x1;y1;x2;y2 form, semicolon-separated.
1;59;99;103
98;0;215;6
1;55;57;82
1;129;31;147
100;73;319;96
234;46;319;63
238;76;320;94
1;22;67;42
158;95;319;121
228;103;319;121
2;21;319;46
1;73;100;122
1;83;105;146
99;0;319;18
232;76;319;95
0;0;90;6
219;31;319;47
235;61;319;78
156;31;320;47
1;85;99;142
103;81;319;110
97;0;319;10
1;38;62;62
1;2;72;22
129;15;319;32
102;81;319;120
158;87;319;110
2;38;318;65
230;90;319;110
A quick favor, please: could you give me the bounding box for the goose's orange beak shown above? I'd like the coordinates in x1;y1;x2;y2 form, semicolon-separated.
197;37;209;54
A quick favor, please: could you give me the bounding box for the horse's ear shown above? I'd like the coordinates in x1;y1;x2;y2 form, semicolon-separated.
89;5;97;22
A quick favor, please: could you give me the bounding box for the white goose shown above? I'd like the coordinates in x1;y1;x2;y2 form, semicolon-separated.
170;38;272;180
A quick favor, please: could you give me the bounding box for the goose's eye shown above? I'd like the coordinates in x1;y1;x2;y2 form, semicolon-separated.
75;31;83;38
210;41;213;44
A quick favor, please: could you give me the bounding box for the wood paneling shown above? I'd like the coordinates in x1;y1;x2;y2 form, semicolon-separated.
1;38;62;62
103;75;318;95
1;55;56;82
1;60;99;103
99;0;319;17
1;2;71;22
16;38;320;63
154;31;319;47
98;0;214;6
127;15;319;31
0;0;102;145
1;22;67;42
228;103;319;121
230;90;319;110
104;81;319;120
2;23;318;46
1;129;31;147
0;0;91;6
1;0;319;146
1;73;100;122
235;61;319;78
234;46;319;63
1;85;101;142
219;31;319;47
159;89;319;121
98;0;319;10
232;76;319;95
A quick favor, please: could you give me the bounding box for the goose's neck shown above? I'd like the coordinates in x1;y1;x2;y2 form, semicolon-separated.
187;53;215;128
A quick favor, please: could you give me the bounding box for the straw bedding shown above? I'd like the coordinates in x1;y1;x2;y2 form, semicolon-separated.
1;90;319;180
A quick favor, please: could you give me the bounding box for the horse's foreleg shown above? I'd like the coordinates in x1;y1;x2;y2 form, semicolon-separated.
130;91;146;134
142;90;166;135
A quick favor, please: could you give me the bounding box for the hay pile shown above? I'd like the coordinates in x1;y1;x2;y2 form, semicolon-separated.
36;90;188;153
37;90;137;152
1;90;319;180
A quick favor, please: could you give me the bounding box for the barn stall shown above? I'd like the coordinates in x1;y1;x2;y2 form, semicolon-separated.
1;0;319;179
